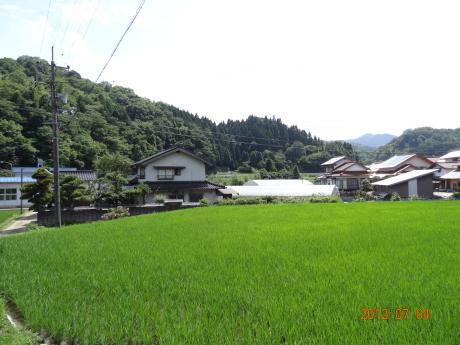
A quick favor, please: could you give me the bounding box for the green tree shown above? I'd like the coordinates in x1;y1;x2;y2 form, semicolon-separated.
136;182;151;205
285;141;305;163
292;164;301;179
265;158;275;172
20;168;52;211
95;153;132;207
361;179;373;192
249;151;263;168
60;175;91;209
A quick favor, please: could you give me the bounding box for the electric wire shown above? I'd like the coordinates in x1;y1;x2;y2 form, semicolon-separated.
58;0;79;55
39;0;53;57
95;0;146;82
63;0;92;59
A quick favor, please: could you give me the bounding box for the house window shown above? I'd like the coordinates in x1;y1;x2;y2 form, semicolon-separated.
167;193;184;200
347;179;359;190
157;168;175;180
139;167;145;179
0;188;17;201
174;168;181;176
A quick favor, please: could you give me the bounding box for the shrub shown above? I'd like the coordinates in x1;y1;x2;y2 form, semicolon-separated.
452;192;460;199
409;194;421;201
237;164;253;173
199;198;209;206
155;196;165;204
213;196;340;206
390;192;401;201
101;206;130;220
309;196;340;203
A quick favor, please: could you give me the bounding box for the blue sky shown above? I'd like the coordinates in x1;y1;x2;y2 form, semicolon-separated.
1;0;460;140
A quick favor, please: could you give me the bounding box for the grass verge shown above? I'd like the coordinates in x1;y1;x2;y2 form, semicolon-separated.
0;298;38;345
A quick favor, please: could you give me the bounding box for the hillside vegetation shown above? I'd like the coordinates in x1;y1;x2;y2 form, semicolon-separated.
373;127;460;160
0;202;458;344
0;56;354;173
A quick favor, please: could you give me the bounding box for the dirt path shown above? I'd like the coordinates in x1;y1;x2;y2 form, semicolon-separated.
0;212;37;236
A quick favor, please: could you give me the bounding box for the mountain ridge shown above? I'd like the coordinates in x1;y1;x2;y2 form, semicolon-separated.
346;133;396;148
0;55;355;173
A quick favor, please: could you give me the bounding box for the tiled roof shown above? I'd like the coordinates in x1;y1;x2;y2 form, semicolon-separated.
440;170;460;180
321;156;347;166
435;162;460;170
59;170;97;181
440;150;460;159
134;147;210;166
332;162;368;173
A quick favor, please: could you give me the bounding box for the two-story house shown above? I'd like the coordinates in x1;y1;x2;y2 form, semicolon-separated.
131;147;225;203
317;156;370;193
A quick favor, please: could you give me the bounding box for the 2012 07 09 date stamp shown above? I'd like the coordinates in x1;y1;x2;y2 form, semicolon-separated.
360;307;430;321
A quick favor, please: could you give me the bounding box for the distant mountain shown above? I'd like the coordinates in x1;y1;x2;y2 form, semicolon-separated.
373;127;460;161
346;133;396;148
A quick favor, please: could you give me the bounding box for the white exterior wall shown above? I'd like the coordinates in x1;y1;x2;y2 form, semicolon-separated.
141;152;206;182
0;183;32;209
408;178;418;196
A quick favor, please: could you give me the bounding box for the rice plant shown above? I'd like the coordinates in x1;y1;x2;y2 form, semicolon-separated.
0;202;458;344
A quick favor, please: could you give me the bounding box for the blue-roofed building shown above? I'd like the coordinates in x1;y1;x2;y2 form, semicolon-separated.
0;176;35;209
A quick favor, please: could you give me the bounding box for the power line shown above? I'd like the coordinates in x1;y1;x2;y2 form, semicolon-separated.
95;0;146;82
148;123;291;145
146;126;285;148
39;0;53;57
58;0;79;54
69;0;102;59
63;0;90;58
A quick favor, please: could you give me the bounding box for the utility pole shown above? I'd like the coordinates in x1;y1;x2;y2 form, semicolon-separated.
20;168;23;214
50;46;62;227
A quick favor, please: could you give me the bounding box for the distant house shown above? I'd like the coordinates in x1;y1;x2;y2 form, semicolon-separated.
317;156;370;192
224;184;339;198
369;154;433;179
438;150;460;163
428;151;460;189
131;147;225;203
243;179;312;186
0;176;35;209
440;168;460;191
372;169;438;199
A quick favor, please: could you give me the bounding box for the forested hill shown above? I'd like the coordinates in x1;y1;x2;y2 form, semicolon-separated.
0;56;355;172
373;127;460;160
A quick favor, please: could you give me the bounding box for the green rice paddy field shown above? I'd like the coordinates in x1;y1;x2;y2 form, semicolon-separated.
0;202;459;344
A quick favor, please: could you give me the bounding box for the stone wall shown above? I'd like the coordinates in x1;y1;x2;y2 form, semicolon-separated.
38;203;198;226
